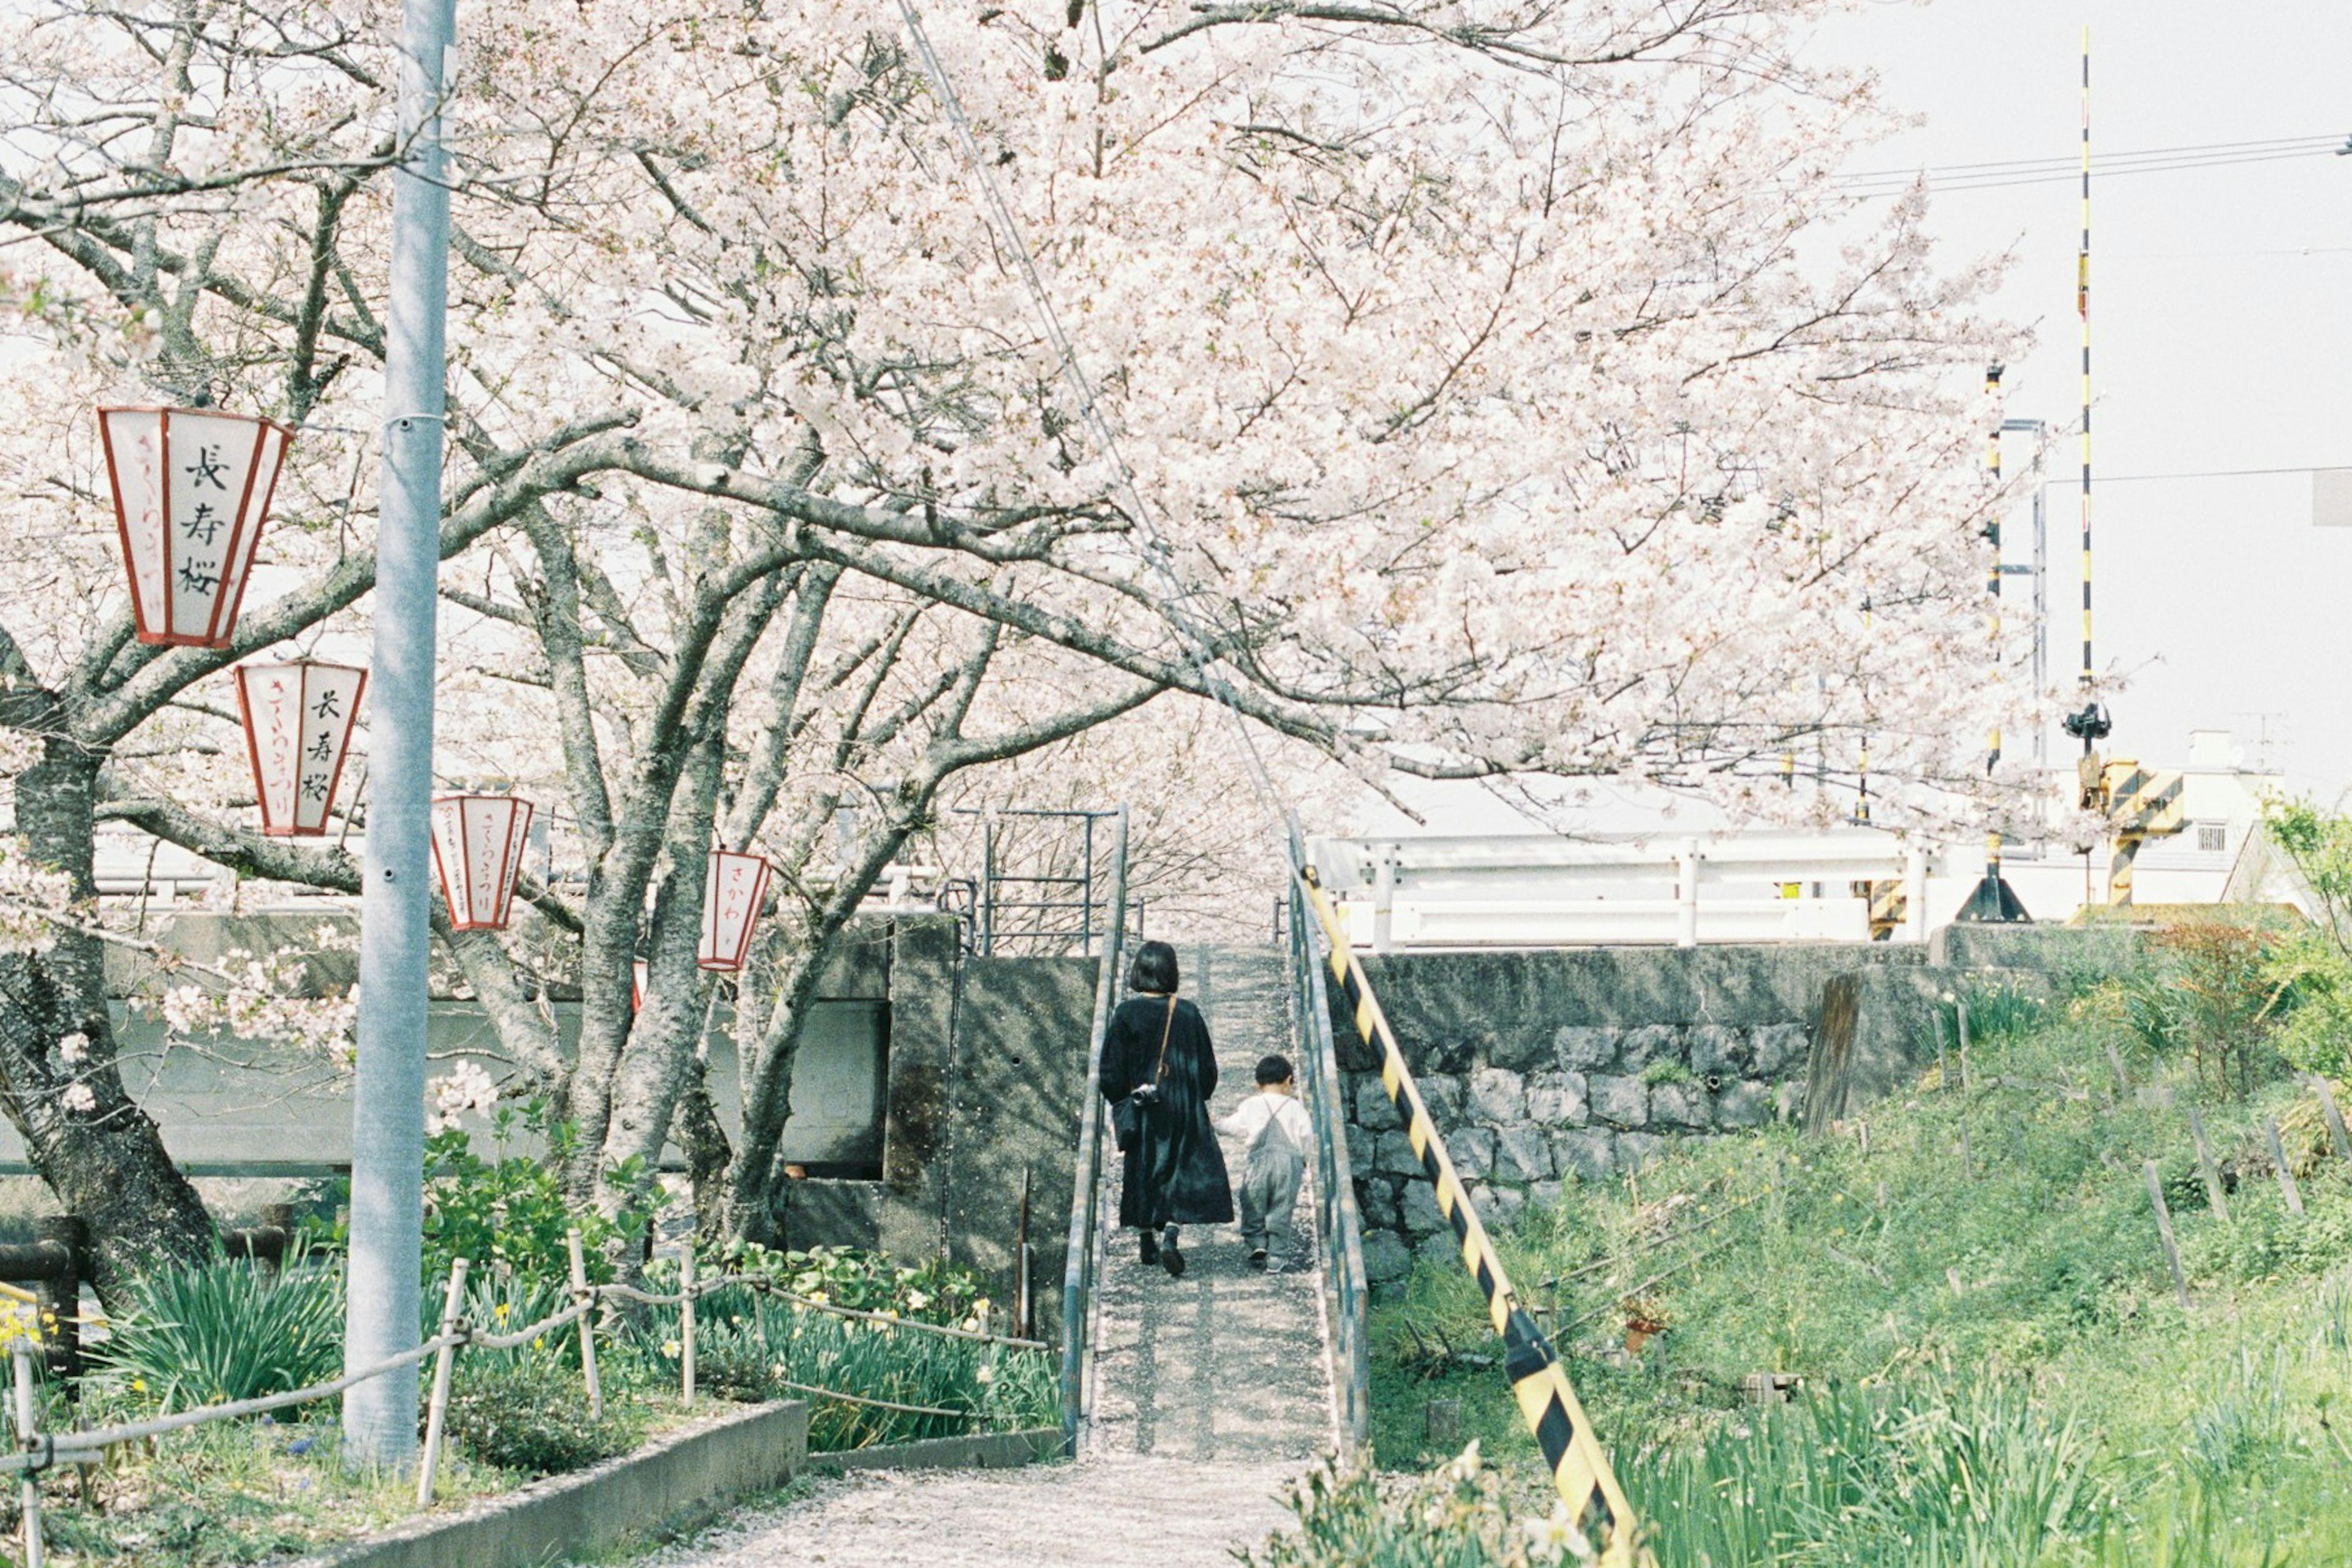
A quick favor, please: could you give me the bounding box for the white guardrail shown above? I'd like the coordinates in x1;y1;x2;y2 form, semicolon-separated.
1305;830;1939;951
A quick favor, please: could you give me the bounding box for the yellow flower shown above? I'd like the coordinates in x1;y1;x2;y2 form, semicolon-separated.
494;1303;511;1322
131;1378;146;1393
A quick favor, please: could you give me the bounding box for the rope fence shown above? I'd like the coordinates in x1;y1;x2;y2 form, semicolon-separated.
0;1227;1046;1566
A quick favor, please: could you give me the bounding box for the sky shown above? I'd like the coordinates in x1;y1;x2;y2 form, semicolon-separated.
1807;0;2352;796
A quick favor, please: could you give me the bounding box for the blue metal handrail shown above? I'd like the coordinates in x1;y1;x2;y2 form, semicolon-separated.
1289;827;1370;1453
1058;805;1129;1457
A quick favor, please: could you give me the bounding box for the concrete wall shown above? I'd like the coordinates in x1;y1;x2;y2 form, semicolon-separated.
753;922;1100;1339
52;913;1104;1338
941;956;1097;1340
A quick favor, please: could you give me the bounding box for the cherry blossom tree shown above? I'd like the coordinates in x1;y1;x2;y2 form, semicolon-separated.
0;0;2021;1278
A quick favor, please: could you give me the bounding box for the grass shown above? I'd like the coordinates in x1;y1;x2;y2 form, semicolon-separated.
12;1243;1058;1566
1368;1012;2352;1566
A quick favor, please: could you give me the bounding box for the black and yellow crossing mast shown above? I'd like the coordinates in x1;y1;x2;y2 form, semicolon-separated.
2055;28;2182;907
2060;27;2112;764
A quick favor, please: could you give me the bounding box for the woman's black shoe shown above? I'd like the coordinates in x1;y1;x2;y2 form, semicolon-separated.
1162;1244;1186;1278
1139;1233;1159;1265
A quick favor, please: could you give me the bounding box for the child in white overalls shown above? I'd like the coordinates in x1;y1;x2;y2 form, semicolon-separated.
1219;1054;1314;1270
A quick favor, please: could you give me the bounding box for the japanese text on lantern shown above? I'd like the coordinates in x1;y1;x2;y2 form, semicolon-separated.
100;408;291;648
234;661;366;836
429;795;534;932
699;851;771;972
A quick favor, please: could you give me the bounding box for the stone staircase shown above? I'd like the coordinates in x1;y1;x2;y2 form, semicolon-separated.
648;945;1333;1567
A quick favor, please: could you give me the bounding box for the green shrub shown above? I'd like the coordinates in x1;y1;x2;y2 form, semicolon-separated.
91;1243;344;1412
1239;1448;1597;1567
665;1282;1057;1450
1625;1379;2108;1568
707;1240;994;1327
442;1362;635;1476
421;1101;657;1288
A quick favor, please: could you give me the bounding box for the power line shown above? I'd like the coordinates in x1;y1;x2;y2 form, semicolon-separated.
1841;132;2342;183
1839;138;2348;197
2043;463;2347;488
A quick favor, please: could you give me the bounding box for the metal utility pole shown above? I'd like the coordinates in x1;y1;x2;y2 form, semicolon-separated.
342;0;456;1469
1998;418;2050;766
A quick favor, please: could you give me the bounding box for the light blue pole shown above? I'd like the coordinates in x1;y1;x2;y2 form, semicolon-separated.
342;0;454;1469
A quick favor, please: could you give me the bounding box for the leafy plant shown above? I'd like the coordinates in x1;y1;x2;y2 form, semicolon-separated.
441;1361;636;1476
1937;979;2050;1052
662;1277;1057;1450
91;1242;344;1412
421;1099;657;1287
1624;1379;2108;1568
1240;1447;1596;1567
707;1240;994;1329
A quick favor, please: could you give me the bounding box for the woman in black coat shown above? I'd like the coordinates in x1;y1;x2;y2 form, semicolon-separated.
1100;940;1233;1276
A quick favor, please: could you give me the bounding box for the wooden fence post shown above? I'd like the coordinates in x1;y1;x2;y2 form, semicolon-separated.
2308;1076;2352;1165
680;1245;697;1406
2186;1109;2228;1221
417;1257;468;1507
2263;1120;2305;1216
2143;1161;2191;1309
14;1342;42;1568
565;1229;603;1418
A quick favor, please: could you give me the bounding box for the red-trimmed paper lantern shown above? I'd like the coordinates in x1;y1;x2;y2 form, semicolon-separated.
100;407;293;647
429;794;535;932
233;661;367;836
699;851;772;973
631;960;648;1014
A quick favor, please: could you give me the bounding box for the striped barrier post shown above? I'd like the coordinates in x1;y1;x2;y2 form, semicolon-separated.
1297;869;1639;1565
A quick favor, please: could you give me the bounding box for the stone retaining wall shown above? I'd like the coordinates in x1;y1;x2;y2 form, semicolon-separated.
1330;943;1929;1284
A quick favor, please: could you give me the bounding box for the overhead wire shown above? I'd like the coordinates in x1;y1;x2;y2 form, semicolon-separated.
1838;133;2348;197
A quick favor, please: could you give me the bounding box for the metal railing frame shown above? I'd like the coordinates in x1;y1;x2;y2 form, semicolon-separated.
1057;805;1129;1457
1287;826;1370;1454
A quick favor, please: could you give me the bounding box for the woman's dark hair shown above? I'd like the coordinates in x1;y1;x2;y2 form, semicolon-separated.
1128;940;1180;995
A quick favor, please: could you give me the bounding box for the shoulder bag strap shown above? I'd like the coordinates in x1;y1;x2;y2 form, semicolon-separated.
1149;995;1177;1087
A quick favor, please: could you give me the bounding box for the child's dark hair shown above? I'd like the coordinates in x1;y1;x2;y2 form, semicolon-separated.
1255;1054;1295;1086
1128;940;1180;994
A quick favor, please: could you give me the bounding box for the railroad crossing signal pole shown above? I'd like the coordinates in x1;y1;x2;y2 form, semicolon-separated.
342;0;456;1469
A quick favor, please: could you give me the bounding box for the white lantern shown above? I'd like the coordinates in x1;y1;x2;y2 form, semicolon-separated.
699;850;772;972
233;661;367;836
429;794;535;932
99;407;293;647
631;959;649;1014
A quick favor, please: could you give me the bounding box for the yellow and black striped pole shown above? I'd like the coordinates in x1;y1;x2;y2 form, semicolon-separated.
1297;868;1639;1566
2077;28;2095;723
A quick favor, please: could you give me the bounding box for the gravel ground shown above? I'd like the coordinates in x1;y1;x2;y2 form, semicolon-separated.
639;947;1334;1568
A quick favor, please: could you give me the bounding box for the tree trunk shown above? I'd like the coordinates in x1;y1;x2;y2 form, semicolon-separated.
676;1052;733;1245
4;743;214;1298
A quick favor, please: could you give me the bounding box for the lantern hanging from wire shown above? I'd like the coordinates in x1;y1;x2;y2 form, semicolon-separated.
429;794;535;932
699;850;772;972
99;407;293;647
234;661;368;836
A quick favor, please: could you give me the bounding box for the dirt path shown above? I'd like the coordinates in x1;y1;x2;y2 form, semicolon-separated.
639;946;1333;1568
